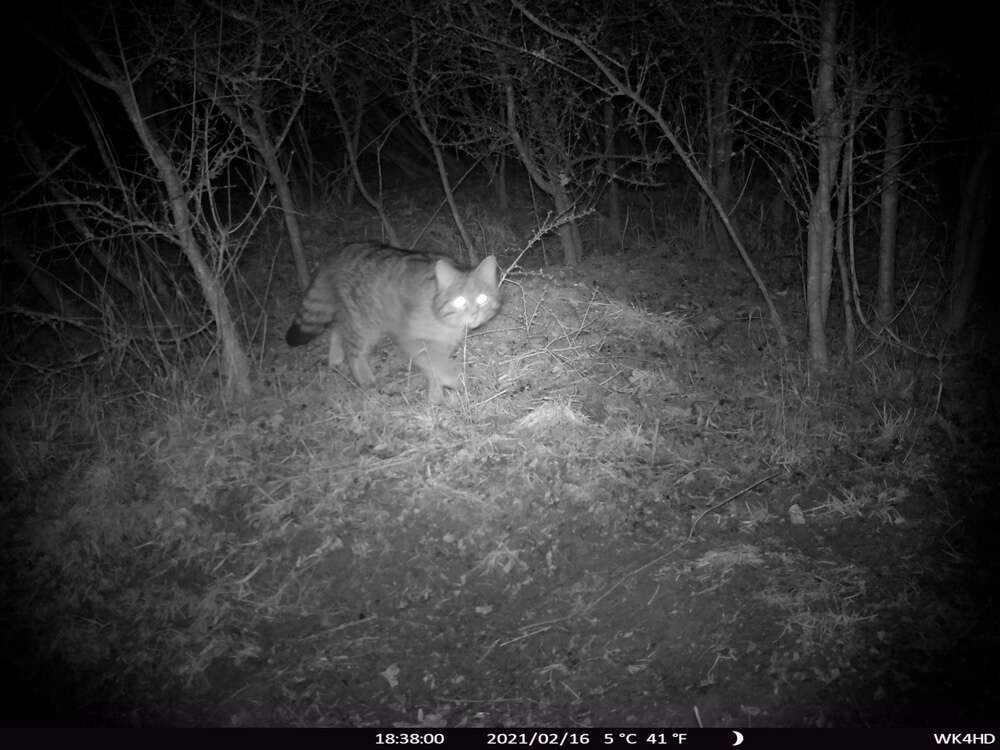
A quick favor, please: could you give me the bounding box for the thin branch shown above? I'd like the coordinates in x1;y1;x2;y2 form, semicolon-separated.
3;145;81;212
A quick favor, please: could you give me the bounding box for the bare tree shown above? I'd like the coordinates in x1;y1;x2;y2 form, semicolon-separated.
832;76;858;363
178;2;315;290
877;99;904;328
515;1;788;346
17;128;184;330
502;50;590;265
441;3;596;265
666;3;755;258
734;1;932;364
803;0;841;369
46;11;253;397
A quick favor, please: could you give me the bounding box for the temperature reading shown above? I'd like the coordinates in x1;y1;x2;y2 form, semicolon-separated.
601;734;688;746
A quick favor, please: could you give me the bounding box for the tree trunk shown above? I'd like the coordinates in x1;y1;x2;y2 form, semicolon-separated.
492;153;509;212
291;119;317;211
945;143;994;333
119;86;252;397
340;81;366;206
805;0;840;370
504;77;581;265
835;96;857;363
249;95;310;290
603;99;622;251
770;161;793;258
707;62;735;259
553;184;582;265
806;199;832;368
877;102;903;327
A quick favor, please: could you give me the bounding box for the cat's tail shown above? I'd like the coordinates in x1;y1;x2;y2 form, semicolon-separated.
286;276;337;346
285;319;321;346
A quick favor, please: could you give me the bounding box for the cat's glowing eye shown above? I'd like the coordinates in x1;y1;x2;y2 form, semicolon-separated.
475;293;489;306
452;296;468;310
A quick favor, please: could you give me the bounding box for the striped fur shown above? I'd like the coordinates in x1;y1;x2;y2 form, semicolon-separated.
286;241;500;402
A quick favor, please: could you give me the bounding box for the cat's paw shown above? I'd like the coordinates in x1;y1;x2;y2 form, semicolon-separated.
349;358;376;387
426;382;446;404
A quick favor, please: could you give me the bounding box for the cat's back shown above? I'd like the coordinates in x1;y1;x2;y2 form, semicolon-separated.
314;241;440;295
287;242;447;345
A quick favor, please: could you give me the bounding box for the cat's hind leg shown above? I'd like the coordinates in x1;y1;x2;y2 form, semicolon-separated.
343;329;379;387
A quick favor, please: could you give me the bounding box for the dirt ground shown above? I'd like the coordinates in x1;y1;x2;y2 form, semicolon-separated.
3;239;998;728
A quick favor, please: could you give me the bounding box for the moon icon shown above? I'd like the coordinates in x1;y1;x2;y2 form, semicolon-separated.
732;731;744;746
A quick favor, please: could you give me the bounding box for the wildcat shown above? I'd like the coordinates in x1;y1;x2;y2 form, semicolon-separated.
286;242;501;402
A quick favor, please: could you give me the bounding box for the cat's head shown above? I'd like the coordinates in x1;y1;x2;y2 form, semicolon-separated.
434;256;501;329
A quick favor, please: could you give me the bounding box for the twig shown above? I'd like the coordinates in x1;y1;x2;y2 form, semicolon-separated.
688;471;781;540
502;208;594;284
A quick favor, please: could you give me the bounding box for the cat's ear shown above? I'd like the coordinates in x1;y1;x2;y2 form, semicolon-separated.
473;256;498;286
434;259;461;289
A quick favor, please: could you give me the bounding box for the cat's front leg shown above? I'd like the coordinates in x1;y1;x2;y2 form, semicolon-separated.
348;355;376;387
423;342;460;403
327;329;345;368
401;339;459;403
